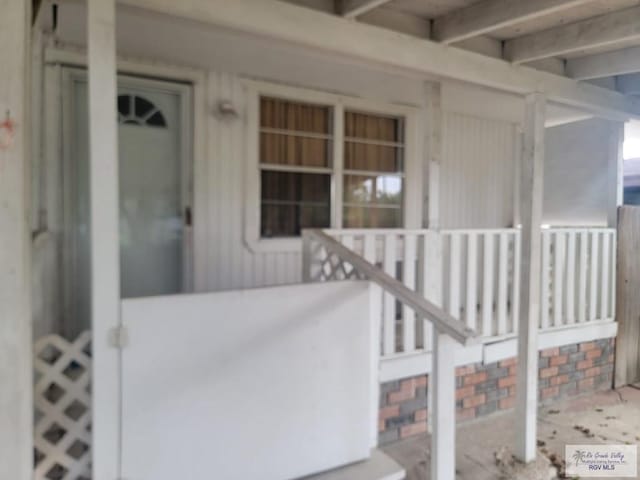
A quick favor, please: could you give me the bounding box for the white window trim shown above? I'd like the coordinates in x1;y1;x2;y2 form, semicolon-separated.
243;79;423;253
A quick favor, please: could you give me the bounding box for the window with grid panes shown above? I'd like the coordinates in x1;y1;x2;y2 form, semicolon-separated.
259;96;404;237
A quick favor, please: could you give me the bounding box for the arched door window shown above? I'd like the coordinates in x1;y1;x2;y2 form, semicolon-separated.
117;94;167;127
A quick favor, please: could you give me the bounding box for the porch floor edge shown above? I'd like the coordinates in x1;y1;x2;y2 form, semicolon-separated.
301;449;405;480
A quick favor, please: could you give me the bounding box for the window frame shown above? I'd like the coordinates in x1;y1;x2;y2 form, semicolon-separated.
243;79;422;253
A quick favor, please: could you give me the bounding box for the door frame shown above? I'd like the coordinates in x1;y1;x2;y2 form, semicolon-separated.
60;66;194;336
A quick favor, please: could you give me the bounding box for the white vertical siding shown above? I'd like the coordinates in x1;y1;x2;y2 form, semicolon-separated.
202;78;520;291
440;112;517;229
204;73;302;292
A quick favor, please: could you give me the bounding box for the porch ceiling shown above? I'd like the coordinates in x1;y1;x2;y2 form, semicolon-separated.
284;0;640;97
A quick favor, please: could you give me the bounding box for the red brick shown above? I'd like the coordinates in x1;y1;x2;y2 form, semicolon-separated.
585;366;601;378
498;375;516;388
379;405;400;421
414;376;428;387
578;377;595;390
550;374;569;386
456;365;475;376
499;396;516;409
500;357;517;368
577;359;593;370
388;388;414;404
509;365;517;376
456;385;475;400
415;409;428;422
463;393;486;409
457;407;476;421
464;371;488;386
508;386;517;396
540;366;559;379
550;355;568;366
378;419;386;432
541;386;560;399
400;421;427;438
580;342;596;352
585;349;602;360
541;347;560;357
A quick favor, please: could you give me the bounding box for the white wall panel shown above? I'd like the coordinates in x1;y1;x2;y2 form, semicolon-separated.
440;112;517;229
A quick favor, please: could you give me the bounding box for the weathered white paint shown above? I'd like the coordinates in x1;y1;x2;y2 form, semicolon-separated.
380;318;618;381
0;0;32;478
515;93;546;463
504;6;640;64
341;0;393;18
87;0;121;478
431;332;457;480
567;45;640;80
440;112;517;228
120;281;375;480
109;0;640;119
544;118;616;226
433;0;592;44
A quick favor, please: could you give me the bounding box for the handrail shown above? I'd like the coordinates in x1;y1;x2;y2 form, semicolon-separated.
303;229;478;346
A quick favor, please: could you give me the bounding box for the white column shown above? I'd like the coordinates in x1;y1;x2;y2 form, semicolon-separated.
431;331;457;480
0;0;32;479
88;0;121;478
607;122;624;228
514;93;546;463
425;81;442;229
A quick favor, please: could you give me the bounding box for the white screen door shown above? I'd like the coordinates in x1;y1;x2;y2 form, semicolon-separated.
65;71;191;336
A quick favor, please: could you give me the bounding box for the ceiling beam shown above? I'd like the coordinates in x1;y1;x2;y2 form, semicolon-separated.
504;5;640;64
117;0;640;119
340;0;393;19
567;45;640;80
433;0;593;45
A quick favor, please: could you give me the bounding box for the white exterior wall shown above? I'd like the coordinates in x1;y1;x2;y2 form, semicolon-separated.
34;3;525;307
543;118;613;227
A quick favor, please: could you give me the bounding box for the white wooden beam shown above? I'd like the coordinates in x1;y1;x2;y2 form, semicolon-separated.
117;0;640;120
431;331;457;480
608;122;624;228
88;0;121;478
433;0;592;45
505;6;640;64
340;0;393;19
0;0;32;478
514;93;546;463
567;45;640;80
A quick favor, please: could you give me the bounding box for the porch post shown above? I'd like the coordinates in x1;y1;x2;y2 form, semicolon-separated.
431;331;457;480
88;0;121;478
607;122;624;228
514;92;546;463
0;0;32;479
425;81;442;230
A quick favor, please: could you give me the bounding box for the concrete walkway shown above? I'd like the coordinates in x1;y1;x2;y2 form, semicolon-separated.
382;386;640;479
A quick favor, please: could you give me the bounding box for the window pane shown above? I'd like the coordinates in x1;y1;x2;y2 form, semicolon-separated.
344;174;403;206
345;111;402;142
260;132;330;168
261;171;330;237
344;142;402;172
343;206;402;228
261;97;330;134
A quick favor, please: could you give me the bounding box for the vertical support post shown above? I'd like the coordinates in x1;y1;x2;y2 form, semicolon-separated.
607;122;624;229
425;81;442;229
431;330;457;480
0;1;32;479
302;231;312;282
88;1;121;478
514;93;546;463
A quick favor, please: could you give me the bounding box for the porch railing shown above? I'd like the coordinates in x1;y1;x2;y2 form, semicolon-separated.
302;229;476;480
306;226;616;360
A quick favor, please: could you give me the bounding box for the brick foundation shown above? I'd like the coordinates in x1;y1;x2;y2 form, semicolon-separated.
378;338;615;445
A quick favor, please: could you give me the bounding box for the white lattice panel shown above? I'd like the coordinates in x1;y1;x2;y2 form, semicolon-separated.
33;331;92;480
